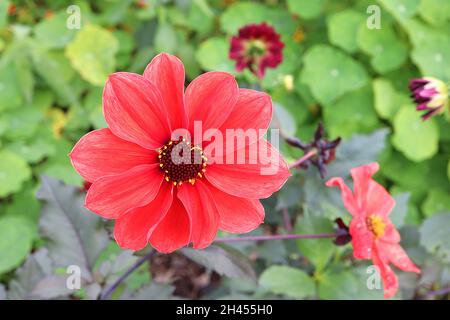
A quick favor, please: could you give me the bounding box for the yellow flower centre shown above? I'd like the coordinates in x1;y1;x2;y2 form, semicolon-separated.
366;215;386;238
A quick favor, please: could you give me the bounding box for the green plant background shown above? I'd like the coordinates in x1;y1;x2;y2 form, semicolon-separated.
0;0;449;300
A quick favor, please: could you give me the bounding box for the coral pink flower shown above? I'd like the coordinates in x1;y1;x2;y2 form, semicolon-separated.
326;163;420;298
70;53;290;253
229;22;284;79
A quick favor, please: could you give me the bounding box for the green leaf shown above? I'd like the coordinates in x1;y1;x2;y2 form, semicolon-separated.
327;129;389;178
195;37;235;73
372;78;409;120
31;49;78;106
287;0;326;19
448;159;450;181
418;0;450;26
180;245;256;281
0;64;23;112
357;23;408;73
318;268;383;299
327;10;365;53
390;193;410;228
402;19;450;81
154;23;177;54
66;24;119;86
422;189;450;218
0;216;33;274
1;106;44;140
295;209;335;272
411;39;450;81
0;150;31;197
259;265;315;299
36;176;110;281
323;86;379;138
187;0;214;35
272;102;297;136
378;0;421;20
420;213;450;263
0;0;9;28
392;106;439;162
300;45;369;105
220;2;269;34
34;11;77;49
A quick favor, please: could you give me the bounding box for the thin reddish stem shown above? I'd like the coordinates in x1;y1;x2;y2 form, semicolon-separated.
289;150;317;169
214;232;339;243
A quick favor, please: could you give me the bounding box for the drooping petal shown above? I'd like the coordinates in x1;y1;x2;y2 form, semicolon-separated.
350;162;379;213
85;164;163;219
381;221;401;244
114;183;173;250
149;198;191;253
217;88;272;149
185;71;239;132
325;177;359;216
177;179;220;249
205;139;290;199
372;243;399;299
365;180;396;218
378;242;421;274
103;72;171;149
143;53;187;129
207;183;264;233
69;128;156;182
349;216;373;260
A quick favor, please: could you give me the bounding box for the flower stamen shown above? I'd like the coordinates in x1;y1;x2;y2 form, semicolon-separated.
158;137;207;186
366;215;386;238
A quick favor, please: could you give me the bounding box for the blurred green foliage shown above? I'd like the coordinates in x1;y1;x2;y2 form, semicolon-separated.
0;0;449;300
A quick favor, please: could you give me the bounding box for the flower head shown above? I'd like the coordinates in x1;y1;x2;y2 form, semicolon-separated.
229;22;284;79
288;123;341;178
409;77;448;120
326;163;420;298
70;53;290;253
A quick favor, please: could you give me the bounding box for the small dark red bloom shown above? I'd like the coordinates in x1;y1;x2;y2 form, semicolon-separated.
409;77;448;121
229;22;284;79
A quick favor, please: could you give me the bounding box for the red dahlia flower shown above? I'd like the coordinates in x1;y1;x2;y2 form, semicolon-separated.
70;53;290;253
326;163;420;298
229;22;284;79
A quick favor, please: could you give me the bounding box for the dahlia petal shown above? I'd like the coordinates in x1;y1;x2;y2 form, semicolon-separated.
350;162;379;213
372;243;399;299
103;72;171;149
378;242;421;274
177;179;220;249
205;139;290;199
69;128;156;182
85;164;163;219
207;183;264;233
365;180;396;218
185;71;239;132
349;217;373;260
114;183;173;250
218;88;272;150
143;53;187;129
381;221;401;243
325;177;359;216
149;198;191;253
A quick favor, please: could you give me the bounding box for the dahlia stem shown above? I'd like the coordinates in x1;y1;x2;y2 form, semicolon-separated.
289;150;317;169
99;249;156;300
424;286;450;299
214;232;340;243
